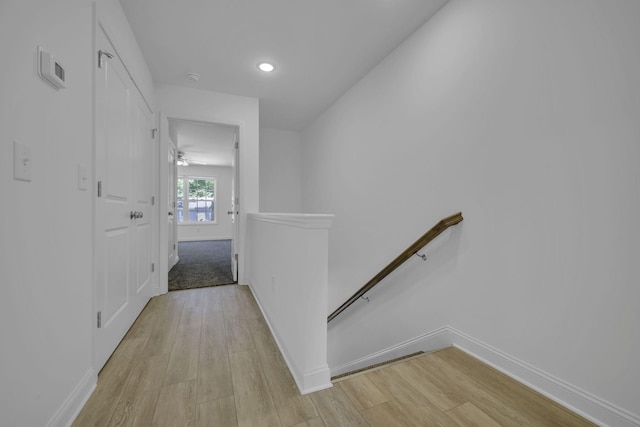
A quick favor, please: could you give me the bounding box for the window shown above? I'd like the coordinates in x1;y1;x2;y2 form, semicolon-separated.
176;176;216;223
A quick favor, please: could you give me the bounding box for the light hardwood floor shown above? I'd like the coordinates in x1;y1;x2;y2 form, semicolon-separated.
73;285;595;426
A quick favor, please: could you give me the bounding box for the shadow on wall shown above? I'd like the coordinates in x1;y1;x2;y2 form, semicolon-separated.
327;223;464;367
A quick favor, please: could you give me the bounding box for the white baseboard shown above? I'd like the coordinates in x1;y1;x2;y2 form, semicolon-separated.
169;253;179;270
177;236;231;242
330;325;640;427
448;327;640;427
247;283;332;395
299;365;333;395
46;368;96;427
329;326;452;378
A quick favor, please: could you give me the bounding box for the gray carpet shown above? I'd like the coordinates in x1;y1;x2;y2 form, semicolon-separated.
168;240;235;291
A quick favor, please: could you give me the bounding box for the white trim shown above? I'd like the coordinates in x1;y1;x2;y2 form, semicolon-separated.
329;326;452;377
46;368;96;427
248;213;335;229
329;325;640;427
300;365;334;394
248;283;333;394
169;253;179;271
448;327;640;427
177;236;232;242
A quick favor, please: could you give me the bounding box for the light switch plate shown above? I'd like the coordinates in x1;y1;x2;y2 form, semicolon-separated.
13;141;31;182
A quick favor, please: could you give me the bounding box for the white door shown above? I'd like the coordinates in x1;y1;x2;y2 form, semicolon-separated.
130;90;153;300
94;25;153;371
167;142;178;268
230;134;240;282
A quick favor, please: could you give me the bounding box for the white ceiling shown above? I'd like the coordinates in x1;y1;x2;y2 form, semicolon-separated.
120;0;448;131
169;119;237;167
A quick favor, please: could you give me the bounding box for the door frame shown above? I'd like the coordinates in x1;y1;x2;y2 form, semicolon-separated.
157;113;243;295
166;120;179;270
231;132;240;281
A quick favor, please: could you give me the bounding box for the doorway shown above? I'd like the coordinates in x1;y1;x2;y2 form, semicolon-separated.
166;118;239;291
168;240;234;290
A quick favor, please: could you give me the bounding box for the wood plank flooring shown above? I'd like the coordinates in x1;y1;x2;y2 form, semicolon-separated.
73;285;596;426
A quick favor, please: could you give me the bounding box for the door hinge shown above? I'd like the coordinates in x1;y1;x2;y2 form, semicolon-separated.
97;180;102;197
173;244;176;250
151;128;158;139
151;196;155;206
234;141;239;149
98;50;113;69
151;263;155;272
97;311;102;328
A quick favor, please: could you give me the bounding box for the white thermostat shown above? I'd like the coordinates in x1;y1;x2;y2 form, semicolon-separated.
38;46;66;89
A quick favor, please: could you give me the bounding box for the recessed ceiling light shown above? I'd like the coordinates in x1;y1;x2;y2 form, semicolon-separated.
186;72;200;82
257;62;275;72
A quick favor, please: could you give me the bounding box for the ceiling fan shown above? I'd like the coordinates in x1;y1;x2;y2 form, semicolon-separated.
176;151;207;166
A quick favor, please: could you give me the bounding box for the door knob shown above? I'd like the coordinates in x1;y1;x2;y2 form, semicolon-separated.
227;210;234;215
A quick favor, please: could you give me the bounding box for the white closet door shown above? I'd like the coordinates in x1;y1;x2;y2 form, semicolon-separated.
94;23;153;371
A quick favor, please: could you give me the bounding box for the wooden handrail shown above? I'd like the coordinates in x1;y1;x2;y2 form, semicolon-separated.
327;212;463;323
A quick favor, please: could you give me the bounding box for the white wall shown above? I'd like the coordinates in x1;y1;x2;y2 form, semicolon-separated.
156;85;259;284
260;128;302;213
177;164;233;241
247;213;334;394
302;0;640;424
0;0;153;426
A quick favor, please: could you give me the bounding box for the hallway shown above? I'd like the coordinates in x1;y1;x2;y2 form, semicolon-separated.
73;285;318;426
73;285;595;426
